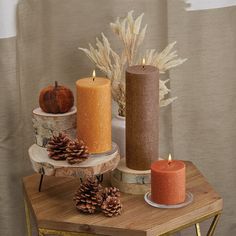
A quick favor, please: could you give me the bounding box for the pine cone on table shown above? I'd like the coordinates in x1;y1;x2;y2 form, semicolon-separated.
101;196;122;217
47;132;70;160
65;139;89;165
102;187;120;200
73;176;103;214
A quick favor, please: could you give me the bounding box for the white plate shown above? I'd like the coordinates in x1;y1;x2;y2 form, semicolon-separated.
144;191;193;209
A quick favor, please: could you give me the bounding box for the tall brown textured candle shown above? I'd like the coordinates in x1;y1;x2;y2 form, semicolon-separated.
126;65;159;170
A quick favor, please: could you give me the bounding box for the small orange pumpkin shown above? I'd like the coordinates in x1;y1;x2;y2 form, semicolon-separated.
39;81;74;113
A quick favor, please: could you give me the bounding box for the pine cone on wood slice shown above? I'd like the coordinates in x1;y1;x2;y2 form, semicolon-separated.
102;187;120;200
73;176;103;214
101;196;122;217
47;132;70;160
65;139;89;165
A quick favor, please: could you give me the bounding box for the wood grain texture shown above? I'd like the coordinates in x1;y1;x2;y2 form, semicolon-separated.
32;107;77;147
23;162;223;236
29;144;120;178
111;173;151;195
111;158;151;194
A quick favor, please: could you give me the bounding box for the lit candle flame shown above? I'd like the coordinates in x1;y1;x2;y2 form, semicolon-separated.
92;69;96;81
142;58;146;65
168;154;172;165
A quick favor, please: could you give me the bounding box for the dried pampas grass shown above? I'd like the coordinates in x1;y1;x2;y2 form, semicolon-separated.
79;11;186;116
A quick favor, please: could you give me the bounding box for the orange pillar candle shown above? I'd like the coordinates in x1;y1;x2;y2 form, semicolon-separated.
76;71;111;153
151;155;186;205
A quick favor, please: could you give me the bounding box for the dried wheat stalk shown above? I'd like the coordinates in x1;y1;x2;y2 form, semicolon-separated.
79;11;186;116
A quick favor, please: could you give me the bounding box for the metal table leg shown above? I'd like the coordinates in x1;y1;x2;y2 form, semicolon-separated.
195;223;201;236
159;212;221;236
207;214;221;236
96;174;103;183
38;228;96;235
38;167;45;192
24;198;32;236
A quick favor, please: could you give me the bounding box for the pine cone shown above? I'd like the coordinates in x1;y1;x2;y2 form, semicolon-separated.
101;196;122;217
47;133;70;160
73;176;103;214
65;139;89;165
102;187;120;200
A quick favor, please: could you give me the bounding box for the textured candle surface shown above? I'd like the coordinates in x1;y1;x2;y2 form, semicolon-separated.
151;160;186;205
76;77;111;153
126;65;159;170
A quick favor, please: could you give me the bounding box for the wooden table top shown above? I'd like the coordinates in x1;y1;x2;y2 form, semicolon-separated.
23;161;223;236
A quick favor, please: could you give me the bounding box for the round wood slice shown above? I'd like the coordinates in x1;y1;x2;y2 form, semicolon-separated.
111;158;151;195
111;175;150;195
32;107;77;147
29;143;120;178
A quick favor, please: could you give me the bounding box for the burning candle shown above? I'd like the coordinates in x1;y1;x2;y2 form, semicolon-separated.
76;70;112;153
126;63;159;170
142;58;145;68
151;154;186;205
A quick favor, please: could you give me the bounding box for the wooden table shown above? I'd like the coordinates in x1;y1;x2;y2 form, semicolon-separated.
23;161;223;236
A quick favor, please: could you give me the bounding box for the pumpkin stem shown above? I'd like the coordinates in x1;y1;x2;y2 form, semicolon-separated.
55;81;58;88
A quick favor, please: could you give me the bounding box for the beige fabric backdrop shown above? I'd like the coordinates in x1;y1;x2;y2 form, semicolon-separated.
0;0;236;235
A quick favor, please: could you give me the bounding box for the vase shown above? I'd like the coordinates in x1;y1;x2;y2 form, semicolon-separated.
112;114;125;157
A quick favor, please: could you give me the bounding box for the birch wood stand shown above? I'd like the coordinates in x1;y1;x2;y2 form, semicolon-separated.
111;158;151;194
23;162;223;236
28;143;120;191
32;107;77;147
29;143;120;178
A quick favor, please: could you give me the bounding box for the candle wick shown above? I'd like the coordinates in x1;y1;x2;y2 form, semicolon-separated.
93;77;95;82
168;161;171;166
142;65;145;69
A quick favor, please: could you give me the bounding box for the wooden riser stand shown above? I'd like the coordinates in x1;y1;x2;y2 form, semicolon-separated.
111;158;151;194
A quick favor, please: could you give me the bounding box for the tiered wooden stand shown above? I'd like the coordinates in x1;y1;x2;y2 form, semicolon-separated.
31;106;120;192
29;143;120;192
29;143;120;178
111;158;151;194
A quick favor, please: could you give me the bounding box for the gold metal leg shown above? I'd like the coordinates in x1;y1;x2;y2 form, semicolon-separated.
207;214;221;236
38;230;44;236
39;228;97;236
24;198;32;236
158;211;222;236
195;223;201;236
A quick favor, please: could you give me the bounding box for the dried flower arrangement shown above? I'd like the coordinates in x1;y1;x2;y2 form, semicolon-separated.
79;11;187;117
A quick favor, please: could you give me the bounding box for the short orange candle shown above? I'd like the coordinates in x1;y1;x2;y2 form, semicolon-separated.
76;70;111;153
151;155;186;205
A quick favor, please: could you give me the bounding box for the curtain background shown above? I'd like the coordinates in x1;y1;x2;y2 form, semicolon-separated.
0;0;236;235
